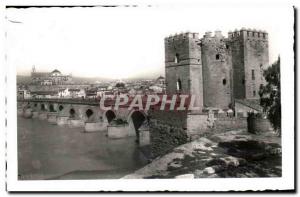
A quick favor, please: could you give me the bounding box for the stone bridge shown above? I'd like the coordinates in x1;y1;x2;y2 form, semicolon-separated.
17;98;150;146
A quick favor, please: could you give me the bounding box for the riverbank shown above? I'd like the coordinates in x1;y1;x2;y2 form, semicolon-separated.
122;130;281;179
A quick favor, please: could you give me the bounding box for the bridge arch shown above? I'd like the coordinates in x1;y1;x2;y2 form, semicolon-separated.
104;110;116;123
40;103;46;111
58;105;64;111
69;108;76;118
127;110;148;140
49;104;56;112
86;109;94;118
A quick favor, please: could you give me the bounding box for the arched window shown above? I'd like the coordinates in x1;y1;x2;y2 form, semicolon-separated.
174;53;179;63
222;79;227;85
176;79;182;92
216;54;220;60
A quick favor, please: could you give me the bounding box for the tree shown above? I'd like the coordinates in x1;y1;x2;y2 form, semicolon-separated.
259;57;281;135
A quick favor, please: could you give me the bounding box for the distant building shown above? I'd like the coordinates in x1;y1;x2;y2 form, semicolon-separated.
17;89;31;99
69;88;86;99
31;66;72;85
149;76;166;93
155;76;165;86
31;91;58;99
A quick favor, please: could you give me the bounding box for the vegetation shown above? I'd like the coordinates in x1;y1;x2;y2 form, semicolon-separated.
259;57;281;135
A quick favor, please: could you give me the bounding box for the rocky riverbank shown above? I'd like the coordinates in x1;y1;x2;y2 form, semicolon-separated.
122;130;281;179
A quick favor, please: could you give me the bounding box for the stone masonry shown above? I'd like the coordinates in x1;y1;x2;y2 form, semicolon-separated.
165;28;269;108
149;28;269;157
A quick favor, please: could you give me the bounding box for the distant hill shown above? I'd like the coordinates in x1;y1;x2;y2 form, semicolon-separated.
17;75;114;85
16;75;160;84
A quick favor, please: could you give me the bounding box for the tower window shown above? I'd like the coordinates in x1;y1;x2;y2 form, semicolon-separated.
216;54;220;60
174;53;179;63
226;44;229;49
222;79;227;85
176;79;182;92
252;69;255;80
242;79;245;85
253;90;256;97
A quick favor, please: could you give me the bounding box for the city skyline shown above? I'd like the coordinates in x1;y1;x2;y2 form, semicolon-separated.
7;5;283;79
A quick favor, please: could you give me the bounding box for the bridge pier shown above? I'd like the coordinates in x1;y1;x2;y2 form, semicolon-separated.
68;119;85;128
57;116;69;126
17;108;23;116
107;124;131;139
127;120;137;137
139;129;150;147
38;112;48;120
47;112;58;124
84;121;108;132
32;111;39;118
23;108;33;119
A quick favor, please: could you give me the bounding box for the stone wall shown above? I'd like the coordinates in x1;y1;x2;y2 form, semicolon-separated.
187;112;247;136
214;117;247;132
247;115;273;134
149;110;188;157
187;113;211;136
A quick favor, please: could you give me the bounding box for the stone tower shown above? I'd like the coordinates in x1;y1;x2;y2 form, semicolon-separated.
229;28;269;100
164;32;203;109
201;31;233;109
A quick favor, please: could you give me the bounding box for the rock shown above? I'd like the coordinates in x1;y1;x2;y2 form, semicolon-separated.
194;169;204;177
175;174;194;179
221;156;240;167
250;153;266;160
211;165;226;173
206;156;240;168
237;158;247;166
269;148;282;155
203;167;215;174
207;174;219;178
206;158;226;167
168;160;182;170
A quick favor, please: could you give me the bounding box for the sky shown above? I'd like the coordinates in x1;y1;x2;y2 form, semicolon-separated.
6;5;283;79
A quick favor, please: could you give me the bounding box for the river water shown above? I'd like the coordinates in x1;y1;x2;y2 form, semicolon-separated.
17;116;148;180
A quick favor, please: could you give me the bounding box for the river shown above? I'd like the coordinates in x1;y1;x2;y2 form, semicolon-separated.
17;116;148;180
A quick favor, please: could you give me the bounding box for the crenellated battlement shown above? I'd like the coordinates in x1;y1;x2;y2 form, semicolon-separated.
164;32;199;43
228;28;268;40
202;30;224;39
